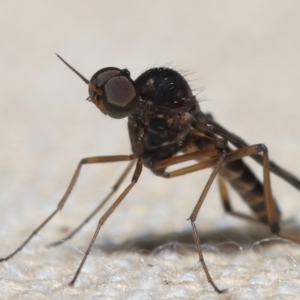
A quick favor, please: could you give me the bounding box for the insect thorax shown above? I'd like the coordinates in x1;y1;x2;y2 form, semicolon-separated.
128;67;199;165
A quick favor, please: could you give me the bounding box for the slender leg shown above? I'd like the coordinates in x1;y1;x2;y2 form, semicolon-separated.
0;155;134;261
187;150;226;293
153;144;282;292
68;159;143;286
218;176;300;242
153;149;221;169
48;161;135;247
160;144;279;233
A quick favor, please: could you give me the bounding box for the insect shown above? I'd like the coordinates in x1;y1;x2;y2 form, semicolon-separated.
1;54;300;293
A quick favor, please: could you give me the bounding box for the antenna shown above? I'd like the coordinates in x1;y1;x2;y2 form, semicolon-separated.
56;54;89;84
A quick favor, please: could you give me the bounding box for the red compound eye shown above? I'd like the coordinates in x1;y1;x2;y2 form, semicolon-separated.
89;68;138;118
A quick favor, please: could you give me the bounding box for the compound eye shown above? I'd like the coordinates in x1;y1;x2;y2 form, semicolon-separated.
102;74;138;118
88;67;121;99
89;68;138;119
90;67;121;89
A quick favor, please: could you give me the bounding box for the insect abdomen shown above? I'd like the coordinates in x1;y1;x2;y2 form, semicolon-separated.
219;158;279;224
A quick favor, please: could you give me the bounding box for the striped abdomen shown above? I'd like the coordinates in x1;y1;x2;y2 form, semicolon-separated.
218;157;279;224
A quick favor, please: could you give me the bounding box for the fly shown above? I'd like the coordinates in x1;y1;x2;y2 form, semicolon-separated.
1;54;300;293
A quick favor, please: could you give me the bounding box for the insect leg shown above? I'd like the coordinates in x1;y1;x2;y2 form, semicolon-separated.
48;160;135;247
155;144;282;292
162;144;280;233
153;150;226;293
153;149;221;169
217;177;300;242
0;155;134;262
188;150;226;293
68;158;143;286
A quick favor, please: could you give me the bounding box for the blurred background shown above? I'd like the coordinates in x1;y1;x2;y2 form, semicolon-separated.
0;1;300;298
